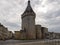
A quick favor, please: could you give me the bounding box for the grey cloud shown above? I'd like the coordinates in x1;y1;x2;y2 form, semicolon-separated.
49;25;60;33
0;19;21;31
43;10;60;32
47;0;60;3
0;0;60;33
44;10;60;20
34;0;60;32
1;20;20;27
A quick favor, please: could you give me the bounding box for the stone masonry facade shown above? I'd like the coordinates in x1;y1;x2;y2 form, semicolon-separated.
0;23;13;40
14;0;48;40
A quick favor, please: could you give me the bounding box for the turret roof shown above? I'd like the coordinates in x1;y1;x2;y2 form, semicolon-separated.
23;0;35;14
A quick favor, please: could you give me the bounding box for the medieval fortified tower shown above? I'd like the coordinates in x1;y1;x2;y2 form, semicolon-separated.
21;0;36;39
1;0;60;41
14;0;48;40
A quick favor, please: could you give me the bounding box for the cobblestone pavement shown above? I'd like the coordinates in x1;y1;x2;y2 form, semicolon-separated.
0;39;60;45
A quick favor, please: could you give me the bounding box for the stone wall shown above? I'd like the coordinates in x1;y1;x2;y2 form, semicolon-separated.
22;16;36;40
41;27;48;39
14;31;21;40
8;31;13;39
35;25;42;39
19;30;26;40
14;30;26;40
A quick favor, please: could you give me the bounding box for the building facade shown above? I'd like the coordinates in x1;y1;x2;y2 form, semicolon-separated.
21;0;36;40
35;25;42;39
14;0;48;40
0;23;8;40
0;23;13;40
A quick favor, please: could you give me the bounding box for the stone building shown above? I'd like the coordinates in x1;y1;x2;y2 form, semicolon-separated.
21;0;36;40
45;32;54;39
14;0;48;40
45;32;60;39
54;33;60;39
0;23;8;40
14;31;21;40
41;27;48;39
8;31;13;39
0;23;13;40
35;25;42;39
14;30;26;40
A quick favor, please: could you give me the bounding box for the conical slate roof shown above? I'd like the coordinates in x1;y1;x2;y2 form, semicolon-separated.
22;0;35;17
24;0;34;13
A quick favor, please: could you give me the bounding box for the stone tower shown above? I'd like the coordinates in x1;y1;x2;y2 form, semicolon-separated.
21;0;36;39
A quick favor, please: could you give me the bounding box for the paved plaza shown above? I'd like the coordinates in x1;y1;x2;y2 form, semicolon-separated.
0;39;60;45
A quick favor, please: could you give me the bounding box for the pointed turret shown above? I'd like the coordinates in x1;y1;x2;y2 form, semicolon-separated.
25;0;34;13
22;0;36;18
21;0;36;40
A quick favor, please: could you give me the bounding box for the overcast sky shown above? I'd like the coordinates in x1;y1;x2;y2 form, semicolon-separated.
0;0;60;33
